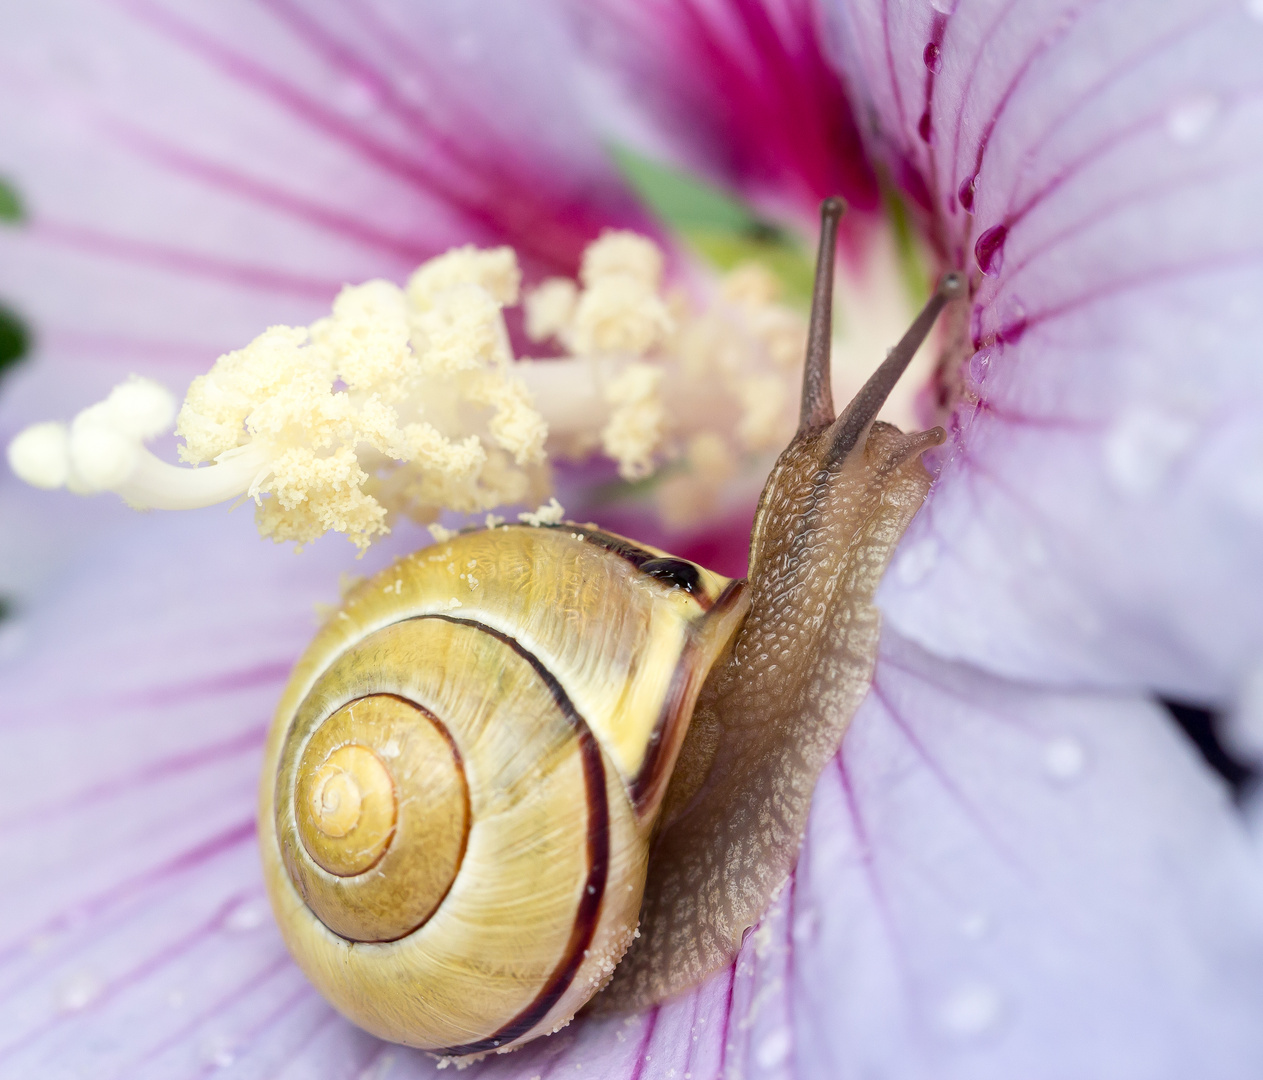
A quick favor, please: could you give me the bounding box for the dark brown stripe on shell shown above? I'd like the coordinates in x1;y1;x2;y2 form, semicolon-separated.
530;523;713;610
629;579;748;813
414;614;610;1057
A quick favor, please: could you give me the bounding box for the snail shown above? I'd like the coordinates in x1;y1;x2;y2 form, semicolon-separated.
259;198;964;1057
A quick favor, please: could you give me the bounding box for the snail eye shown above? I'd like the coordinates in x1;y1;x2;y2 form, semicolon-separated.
638;557;702;594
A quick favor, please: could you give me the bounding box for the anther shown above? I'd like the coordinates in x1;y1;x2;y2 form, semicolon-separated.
826;270;966;465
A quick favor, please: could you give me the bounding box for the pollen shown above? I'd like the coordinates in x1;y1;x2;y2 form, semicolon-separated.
518;497;565;527
601;363;664;481
10;230;810;545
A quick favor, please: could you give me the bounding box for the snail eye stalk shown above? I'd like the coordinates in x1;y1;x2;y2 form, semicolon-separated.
826;269;965;466
798;195;848;433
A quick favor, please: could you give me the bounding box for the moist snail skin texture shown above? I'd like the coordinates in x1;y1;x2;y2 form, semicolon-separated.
259;199;964;1056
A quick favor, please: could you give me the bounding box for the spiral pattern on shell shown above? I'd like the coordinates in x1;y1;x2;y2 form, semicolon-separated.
260;524;748;1054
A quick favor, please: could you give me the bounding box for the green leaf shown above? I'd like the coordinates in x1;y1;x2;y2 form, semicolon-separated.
0;303;31;378
0;179;24;224
610;145;816;306
880;183;931;308
610;145;764;235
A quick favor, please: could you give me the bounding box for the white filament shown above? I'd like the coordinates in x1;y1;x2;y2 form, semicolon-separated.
7;376;270;510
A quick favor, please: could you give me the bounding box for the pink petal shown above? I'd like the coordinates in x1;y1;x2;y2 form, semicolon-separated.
3;507;1261;1077
826;0;1263;700
564;0;880;217
0;0;644;396
0;0;648;588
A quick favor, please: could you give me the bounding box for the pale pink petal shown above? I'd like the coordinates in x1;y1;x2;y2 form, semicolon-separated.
3;511;1260;1077
825;0;1263;700
0;0;641;416
0;0;646;588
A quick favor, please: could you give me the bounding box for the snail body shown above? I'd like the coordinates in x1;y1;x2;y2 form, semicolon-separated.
259;201;964;1055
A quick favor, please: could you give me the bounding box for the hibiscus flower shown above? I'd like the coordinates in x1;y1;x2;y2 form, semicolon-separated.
3;1;1263;1078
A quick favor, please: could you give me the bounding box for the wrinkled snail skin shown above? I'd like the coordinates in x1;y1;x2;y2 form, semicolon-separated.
259;198;963;1057
596;420;944;1010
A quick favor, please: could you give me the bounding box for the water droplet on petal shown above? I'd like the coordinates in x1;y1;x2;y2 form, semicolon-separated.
969;304;985;348
974;224;1008;276
918;109;934;143
755;1027;793;1070
923;42;942;72
967;346;994;388
1166;92;1220;144
958;174;977;212
930;0;959;13
959;912;992;940
996;294;1027;343
896;536;941;586
1043;736;1087;783
1103;406;1198;495
201;1035;237;1070
936;981;1003;1039
224;900;267;933
792;908;819;944
57;971;102;1013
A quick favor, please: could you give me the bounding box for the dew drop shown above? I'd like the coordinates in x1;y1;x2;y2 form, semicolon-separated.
224;900;266;933
201;1034;237;1070
1043;736;1087;783
791;907;819;944
923;42;942;73
996;295;1027;343
57;971;102;1013
959;912;992;940
917;109;934;143
967;346;994;387
936;981;1003;1039
957;173;977;212
1103;406;1198;495
930;0;959;13
969;304;985;348
1166;92;1220;144
895;536;941;586
755;1027;793;1070
974;224;1008;276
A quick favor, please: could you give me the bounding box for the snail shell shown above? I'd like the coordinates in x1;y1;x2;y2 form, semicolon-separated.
259;200;963;1055
259;525;749;1054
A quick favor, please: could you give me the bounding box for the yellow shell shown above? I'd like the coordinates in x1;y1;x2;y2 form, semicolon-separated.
259;523;749;1054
